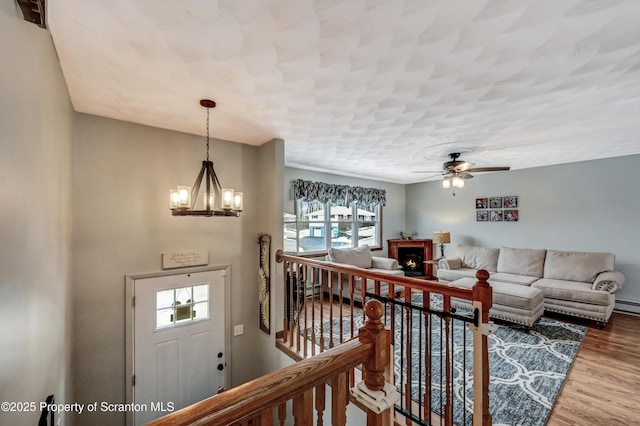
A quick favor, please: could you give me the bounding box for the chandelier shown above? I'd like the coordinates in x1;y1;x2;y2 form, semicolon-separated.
169;100;243;217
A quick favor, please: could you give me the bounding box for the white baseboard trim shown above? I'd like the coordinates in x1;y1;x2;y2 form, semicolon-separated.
614;299;640;316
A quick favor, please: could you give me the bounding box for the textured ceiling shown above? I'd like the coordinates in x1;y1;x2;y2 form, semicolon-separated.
47;0;640;184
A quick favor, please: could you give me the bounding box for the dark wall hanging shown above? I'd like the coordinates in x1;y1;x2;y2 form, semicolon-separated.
258;233;271;334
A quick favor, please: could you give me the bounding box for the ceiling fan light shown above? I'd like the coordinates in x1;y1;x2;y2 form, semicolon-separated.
452;176;464;188
442;177;451;189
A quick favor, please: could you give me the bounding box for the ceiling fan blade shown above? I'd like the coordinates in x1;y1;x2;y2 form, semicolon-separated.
467;167;510;173
458;172;474;179
411;170;444;174
455;162;475;171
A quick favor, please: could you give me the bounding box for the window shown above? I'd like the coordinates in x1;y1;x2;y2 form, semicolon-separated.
284;180;385;254
155;284;210;330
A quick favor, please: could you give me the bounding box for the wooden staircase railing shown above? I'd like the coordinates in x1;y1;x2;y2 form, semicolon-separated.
275;250;493;426
146;299;393;426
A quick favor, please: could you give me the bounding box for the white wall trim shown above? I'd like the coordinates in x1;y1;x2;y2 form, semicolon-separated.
614;299;640;316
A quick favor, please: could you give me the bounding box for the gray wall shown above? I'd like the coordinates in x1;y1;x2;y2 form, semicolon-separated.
72;114;282;424
284;168;407;256
406;154;640;313
0;3;75;425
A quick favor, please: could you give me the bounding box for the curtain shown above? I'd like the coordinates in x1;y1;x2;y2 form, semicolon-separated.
292;179;386;206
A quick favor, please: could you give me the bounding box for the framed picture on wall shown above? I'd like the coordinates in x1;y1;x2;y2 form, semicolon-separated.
504;210;518;222
477;211;489;221
489;197;503;208
490;210;503;222
503;196;518;208
475;198;488;209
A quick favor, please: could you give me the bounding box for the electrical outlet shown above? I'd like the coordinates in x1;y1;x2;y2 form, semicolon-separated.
233;324;244;336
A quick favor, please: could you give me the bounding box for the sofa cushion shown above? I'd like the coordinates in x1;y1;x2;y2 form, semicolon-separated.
490;272;540;286
532;278;614;306
450;277;544;310
327;245;372;269
543;250;614;283
497;247;546;277
456;245;499;272
437;267;478;282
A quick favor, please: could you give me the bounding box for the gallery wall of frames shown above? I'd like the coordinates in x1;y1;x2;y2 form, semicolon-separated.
475;196;518;222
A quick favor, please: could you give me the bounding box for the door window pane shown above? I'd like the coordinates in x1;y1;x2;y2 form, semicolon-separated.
155;284;210;331
192;284;208;302
156;289;174;309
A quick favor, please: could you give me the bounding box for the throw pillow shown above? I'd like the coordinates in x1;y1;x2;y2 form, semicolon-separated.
457;245;499;272
328;245;373;269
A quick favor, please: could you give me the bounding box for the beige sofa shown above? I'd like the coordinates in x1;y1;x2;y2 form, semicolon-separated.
438;245;625;325
325;245;404;302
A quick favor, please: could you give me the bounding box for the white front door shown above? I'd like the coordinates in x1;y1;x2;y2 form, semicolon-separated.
132;269;227;426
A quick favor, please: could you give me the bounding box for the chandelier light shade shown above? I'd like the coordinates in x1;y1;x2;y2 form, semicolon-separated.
170;100;243;217
432;231;451;258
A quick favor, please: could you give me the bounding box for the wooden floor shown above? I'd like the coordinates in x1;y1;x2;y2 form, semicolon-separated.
298;296;640;425
547;312;640;426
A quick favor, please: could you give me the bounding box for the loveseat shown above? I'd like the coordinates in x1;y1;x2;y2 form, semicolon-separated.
325;245;404;302
438;245;625;325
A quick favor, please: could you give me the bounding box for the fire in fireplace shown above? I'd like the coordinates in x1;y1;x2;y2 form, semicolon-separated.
398;247;424;276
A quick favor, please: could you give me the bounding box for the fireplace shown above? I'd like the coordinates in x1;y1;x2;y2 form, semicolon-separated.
398;247;424;276
387;239;434;279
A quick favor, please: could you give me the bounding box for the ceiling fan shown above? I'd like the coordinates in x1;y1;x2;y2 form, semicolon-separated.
414;152;510;193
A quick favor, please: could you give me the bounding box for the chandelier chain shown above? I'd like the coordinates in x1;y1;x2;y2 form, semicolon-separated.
206;106;210;162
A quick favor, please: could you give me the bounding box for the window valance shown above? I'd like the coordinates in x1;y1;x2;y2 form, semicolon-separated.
292;179;386;206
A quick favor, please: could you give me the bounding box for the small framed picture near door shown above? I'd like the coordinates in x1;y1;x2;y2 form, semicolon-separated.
489;197;502;208
477;211;489;222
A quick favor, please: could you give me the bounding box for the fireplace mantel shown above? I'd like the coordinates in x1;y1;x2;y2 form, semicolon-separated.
387;239;434;280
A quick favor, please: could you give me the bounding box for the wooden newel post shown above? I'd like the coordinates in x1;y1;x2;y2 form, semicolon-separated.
359;300;390;392
472;269;493;426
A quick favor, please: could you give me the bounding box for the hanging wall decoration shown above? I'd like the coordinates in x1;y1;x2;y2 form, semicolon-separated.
476;196;519;222
257;233;271;334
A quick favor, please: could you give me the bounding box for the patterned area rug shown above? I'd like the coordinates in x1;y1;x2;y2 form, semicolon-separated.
312;295;587;426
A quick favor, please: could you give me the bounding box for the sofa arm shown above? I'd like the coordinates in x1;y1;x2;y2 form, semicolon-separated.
438;257;461;270
371;256;400;271
592;271;625;293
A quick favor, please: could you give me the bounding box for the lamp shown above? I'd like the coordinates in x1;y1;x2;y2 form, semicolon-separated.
170;99;243;217
432;231;450;259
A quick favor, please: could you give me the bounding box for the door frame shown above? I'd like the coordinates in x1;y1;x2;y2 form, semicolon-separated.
124;264;232;426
